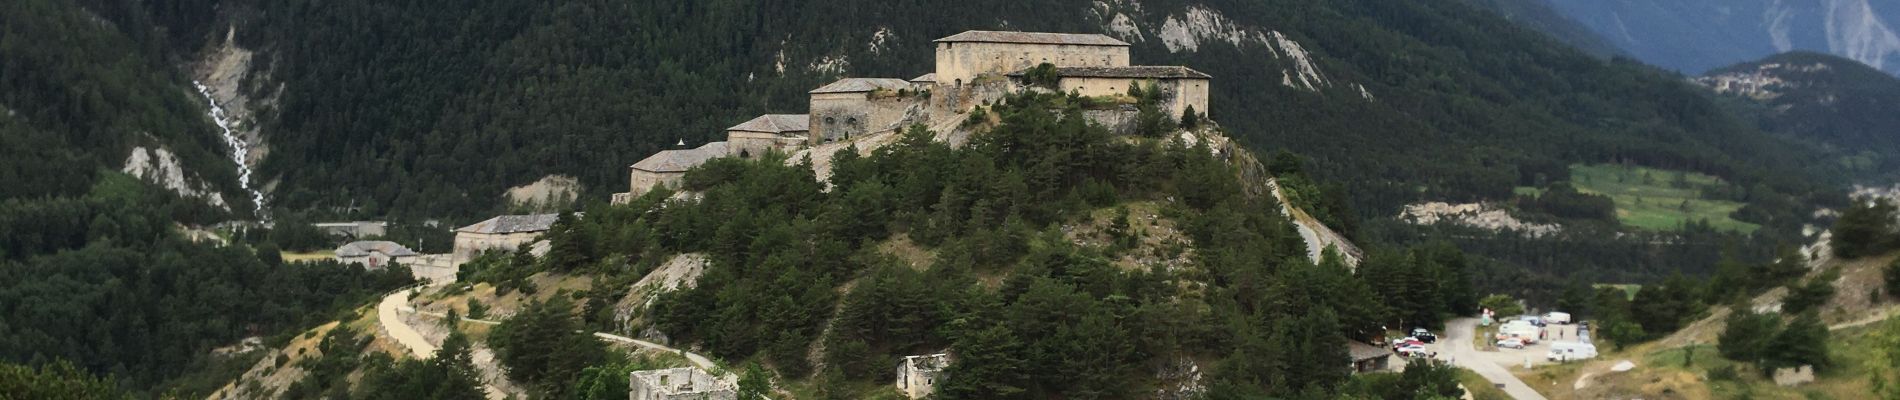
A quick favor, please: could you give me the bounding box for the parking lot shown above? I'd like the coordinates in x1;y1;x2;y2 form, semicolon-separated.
1462;321;1588;369
1388;320;1591;373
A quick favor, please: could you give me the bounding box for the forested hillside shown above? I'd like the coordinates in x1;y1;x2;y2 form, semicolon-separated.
1701;52;1900;181
175;0;1839;226
443;92;1485;398
0;0;243;210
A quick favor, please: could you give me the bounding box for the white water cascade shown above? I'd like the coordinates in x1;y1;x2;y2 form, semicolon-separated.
194;81;268;220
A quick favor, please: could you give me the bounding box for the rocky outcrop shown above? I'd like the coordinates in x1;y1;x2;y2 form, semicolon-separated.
1093;3;1348;94
122;146;229;210
1400;202;1562;237
504;175;581;210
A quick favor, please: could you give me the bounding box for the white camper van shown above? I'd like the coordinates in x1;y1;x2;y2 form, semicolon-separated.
1546;341;1597;361
1543;311;1572;325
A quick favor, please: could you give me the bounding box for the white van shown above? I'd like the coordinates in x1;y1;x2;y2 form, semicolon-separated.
1546;341;1597;361
1544;312;1572;325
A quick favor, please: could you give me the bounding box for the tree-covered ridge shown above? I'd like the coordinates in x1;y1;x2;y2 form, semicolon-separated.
1704;51;1900;180
0;173;415;395
489;92;1485;398
0;0;240;206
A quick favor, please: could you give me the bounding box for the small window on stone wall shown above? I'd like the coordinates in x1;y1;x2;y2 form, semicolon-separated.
847;117;858;125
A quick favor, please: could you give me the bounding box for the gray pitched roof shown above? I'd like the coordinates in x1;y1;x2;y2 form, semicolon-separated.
1009;65;1211;79
456;213;561;234
910;73;937;83
809;78;912;94
1347;342;1391;361
335;241;419;257
935;30;1129;47
727;114;810;133
630;142;728;173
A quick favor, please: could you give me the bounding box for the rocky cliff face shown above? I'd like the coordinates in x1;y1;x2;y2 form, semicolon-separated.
1545;0;1900;76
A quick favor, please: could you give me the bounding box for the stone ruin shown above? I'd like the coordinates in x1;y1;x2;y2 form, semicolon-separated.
895;353;950;399
629;367;736;400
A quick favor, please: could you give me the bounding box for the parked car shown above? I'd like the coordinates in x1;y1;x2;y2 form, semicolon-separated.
1398;345;1428;357
1546;341;1598;361
1496;338;1526;349
1411;328;1437;343
1544;312;1572;325
1392;338;1424;352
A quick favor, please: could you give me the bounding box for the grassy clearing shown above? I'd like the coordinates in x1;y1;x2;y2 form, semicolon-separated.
1563;164;1758;233
282;250;336;263
1456;369;1512;400
1521;326;1881;399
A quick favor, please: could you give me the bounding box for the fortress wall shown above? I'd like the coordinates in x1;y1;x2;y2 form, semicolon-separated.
934;42;1129;87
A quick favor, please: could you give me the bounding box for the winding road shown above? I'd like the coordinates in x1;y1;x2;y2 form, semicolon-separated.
377;288;438;359
1445;317;1548;400
377;285;739;397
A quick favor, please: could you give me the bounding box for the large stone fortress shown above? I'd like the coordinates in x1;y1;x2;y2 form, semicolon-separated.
612;30;1210;203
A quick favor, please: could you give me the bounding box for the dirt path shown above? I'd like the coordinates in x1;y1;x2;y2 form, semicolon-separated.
1445;318;1548;400
1831;304;1898;330
593;332;718;371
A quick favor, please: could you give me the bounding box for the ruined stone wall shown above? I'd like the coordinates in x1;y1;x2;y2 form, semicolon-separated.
934;42;1128;88
1058;77;1209;119
629;368;737;400
1082;107;1140;135
628;169;684;199
725;131;804;159
451;231;543;266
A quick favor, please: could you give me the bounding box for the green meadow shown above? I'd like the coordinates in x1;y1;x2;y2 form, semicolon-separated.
1526;164;1759;233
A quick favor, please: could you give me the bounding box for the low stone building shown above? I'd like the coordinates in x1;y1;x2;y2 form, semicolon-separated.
725;114;809;159
808;78;919;144
1011;65;1211;120
629;367;736;400
618;142;729;203
313;221;387;239
1346;341;1391;373
451;213;560;266
895;353;949;399
334;240;418;269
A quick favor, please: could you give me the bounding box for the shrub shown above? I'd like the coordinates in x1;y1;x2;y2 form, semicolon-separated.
1024;63;1060;89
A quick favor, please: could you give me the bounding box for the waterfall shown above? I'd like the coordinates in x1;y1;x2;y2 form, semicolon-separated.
194;81;268;220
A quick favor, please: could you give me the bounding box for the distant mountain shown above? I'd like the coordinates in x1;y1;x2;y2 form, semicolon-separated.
1543;0;1900;76
1696;52;1900;177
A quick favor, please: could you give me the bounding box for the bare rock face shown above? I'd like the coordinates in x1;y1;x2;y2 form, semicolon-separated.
504;175;581;210
122;146;229;210
1400;202;1562;237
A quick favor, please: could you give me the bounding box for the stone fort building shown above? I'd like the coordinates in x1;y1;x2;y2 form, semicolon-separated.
628;367;735;400
612;30;1210;203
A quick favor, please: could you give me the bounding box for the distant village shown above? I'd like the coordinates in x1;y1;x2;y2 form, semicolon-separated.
316;30;1234;399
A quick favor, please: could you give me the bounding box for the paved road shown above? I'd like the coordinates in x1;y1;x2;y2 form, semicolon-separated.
377;286;509;400
1445;318;1548;400
377;288;437;359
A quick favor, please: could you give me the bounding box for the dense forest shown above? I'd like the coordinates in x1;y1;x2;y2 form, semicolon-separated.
0;173;415;395
0;0;244;208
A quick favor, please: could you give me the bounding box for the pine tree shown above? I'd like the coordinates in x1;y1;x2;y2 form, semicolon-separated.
1717;309;1780;362
1765;312;1831;371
